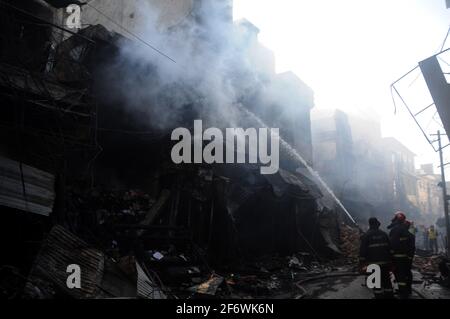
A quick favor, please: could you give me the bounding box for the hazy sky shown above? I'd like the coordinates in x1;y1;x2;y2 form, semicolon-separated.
234;0;450;173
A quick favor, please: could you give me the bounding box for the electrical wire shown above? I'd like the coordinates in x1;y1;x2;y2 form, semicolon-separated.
0;0;95;44
85;2;176;64
440;25;450;52
1;0;176;65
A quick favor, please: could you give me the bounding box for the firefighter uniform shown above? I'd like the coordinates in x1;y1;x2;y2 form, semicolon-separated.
428;226;438;254
360;225;393;298
389;221;415;297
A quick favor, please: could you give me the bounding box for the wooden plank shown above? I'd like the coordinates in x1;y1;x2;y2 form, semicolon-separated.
137;189;170;236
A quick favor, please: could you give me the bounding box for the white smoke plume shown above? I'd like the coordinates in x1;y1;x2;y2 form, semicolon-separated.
98;0;262;131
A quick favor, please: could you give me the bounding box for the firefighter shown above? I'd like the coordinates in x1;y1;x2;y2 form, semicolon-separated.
428;225;438;254
388;212;415;298
359;217;393;298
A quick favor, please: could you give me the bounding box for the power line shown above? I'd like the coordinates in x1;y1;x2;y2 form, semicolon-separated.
1;0;176;63
440;25;450;52
85;3;176;64
0;0;95;44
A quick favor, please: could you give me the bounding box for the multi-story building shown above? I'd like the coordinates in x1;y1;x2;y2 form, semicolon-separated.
381;137;418;206
235;18;315;167
312;110;390;221
312;110;425;225
311;109;354;193
234;18;276;81
348;115;388;206
52;0;229;35
263;71;315;166
416;164;444;224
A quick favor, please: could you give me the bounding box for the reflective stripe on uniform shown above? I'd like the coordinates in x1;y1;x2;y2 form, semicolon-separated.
397;282;407;286
393;254;408;258
400;237;409;241
373;290;383;294
368;243;389;248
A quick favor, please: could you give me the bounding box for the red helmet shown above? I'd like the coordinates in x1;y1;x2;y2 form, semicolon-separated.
393;211;406;222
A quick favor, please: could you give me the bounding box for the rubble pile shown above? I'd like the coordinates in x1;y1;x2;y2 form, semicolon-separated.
57;188;335;299
0;161;357;300
127;250;335;299
71;188;156;226
221;253;334;299
339;224;360;261
413;255;443;274
21;213;340;299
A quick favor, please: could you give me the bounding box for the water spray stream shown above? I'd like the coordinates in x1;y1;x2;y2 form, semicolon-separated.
236;104;357;226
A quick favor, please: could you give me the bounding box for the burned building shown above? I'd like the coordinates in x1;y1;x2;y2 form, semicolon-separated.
263;72;315;167
0;0;355;299
381;137;420;221
311;109;354;195
416;164;444;225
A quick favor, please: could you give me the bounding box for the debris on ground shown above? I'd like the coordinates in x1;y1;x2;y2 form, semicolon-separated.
188;274;224;296
413;255;443;274
339;224;360;261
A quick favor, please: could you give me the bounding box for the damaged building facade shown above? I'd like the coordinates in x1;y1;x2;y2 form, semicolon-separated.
0;0;356;299
312;110;388;225
312;109;434;228
416;164;444;225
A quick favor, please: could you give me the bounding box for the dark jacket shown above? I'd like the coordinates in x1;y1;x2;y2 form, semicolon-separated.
389;222;415;259
359;228;392;264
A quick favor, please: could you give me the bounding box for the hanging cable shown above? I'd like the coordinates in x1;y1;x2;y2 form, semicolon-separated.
440;25;450;52
85;3;176;64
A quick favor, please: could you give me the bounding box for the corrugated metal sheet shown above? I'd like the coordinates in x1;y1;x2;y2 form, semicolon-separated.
25;225;104;299
264;168;318;199
136;262;166;299
0;156;55;216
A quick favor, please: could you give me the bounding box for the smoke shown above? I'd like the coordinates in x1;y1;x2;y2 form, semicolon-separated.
97;0;262;131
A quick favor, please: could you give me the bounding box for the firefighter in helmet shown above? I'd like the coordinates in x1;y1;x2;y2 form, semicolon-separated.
388;211;415;298
359;217;394;298
428;225;438;254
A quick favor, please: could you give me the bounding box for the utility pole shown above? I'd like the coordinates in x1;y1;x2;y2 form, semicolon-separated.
436;130;450;256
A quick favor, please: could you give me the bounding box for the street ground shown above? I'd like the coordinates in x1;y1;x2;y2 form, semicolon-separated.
301;270;450;299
